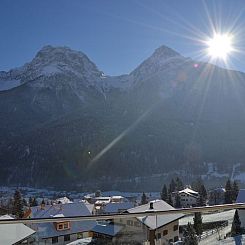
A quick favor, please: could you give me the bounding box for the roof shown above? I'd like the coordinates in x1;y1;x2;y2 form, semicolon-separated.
104;202;134;214
209;187;226;193
236;189;245;203
31;202;91;218
33;219;95;239
127;200;184;230
30;203;96;239
84;203;94;214
92;223;123;236
0;215;36;245
179;188;198;195
55;197;73;204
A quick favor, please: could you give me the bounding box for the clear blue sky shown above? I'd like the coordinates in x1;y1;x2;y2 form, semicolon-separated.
1;0;245;75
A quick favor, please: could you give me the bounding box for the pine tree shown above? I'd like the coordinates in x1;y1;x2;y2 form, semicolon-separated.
231;210;241;236
232;181;239;202
176;177;184;191
198;185;207;206
167;190;173;206
184;222;198;245
32;197;38;207
161;185;168;201
22;198;27;207
141;192;148;205
175;194;181;208
12;190;24;218
169;178;177;192
193;212;203;236
28;197;33;207
95;190;101;197
225;179;233;204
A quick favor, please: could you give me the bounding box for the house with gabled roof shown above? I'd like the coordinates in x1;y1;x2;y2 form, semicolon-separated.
114;199;184;245
24;202;96;244
172;187;199;208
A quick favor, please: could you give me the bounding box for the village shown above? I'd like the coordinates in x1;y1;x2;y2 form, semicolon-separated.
0;178;245;245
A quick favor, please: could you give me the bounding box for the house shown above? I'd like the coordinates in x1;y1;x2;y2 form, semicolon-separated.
55;197;73;204
24;202;96;244
236;189;245;228
208;187;226;205
114;199;184;245
172;187;199;207
0;215;36;244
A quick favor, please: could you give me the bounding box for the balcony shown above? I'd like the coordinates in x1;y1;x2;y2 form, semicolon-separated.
0;203;245;245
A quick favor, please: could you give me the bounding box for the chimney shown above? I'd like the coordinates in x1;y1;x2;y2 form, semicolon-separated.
149;202;154;210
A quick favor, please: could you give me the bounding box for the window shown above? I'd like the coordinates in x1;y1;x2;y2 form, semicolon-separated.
173;224;179;231
56;222;70;231
52;237;58;244
64;234;70;241
163;230;168;236
157;233;161;239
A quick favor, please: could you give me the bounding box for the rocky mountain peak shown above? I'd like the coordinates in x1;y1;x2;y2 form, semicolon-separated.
26;45;103;79
151;45;181;60
131;45;185;81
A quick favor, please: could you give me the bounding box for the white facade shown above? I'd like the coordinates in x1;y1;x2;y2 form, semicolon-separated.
172;188;199;208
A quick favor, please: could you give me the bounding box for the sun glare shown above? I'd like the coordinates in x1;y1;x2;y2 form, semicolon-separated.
206;33;234;60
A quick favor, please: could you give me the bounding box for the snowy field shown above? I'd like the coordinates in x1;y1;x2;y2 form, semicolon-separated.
180;209;235;226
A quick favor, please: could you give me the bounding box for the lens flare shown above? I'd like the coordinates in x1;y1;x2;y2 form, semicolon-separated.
206;33;234;60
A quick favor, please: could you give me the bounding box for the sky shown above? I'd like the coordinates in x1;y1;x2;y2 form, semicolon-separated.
1;0;245;75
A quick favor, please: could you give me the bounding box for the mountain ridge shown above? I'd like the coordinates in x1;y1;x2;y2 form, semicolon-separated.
1;44;245;190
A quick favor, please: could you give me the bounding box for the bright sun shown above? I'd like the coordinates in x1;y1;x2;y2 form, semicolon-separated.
206;33;234;60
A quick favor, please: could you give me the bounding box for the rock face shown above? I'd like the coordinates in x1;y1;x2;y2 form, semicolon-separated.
1;45;245;190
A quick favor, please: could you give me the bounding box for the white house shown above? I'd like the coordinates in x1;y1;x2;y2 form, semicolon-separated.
172;187;199;208
114;199;184;245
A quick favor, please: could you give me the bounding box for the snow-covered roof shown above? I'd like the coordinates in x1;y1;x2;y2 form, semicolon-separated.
0;215;36;244
30;203;95;239
84;203;94;214
104;202;134;214
209;187;226;193
31;202;91;218
127;200;184;229
55;196;73;204
179;188;198;195
95;200;111;205
111;196;124;199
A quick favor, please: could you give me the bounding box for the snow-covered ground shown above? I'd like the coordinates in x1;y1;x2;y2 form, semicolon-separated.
181;210;236;245
67;238;92;245
180;209;235;226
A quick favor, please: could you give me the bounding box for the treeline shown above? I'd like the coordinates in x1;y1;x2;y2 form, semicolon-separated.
158;177;239;207
1;189;44;218
224;179;239;204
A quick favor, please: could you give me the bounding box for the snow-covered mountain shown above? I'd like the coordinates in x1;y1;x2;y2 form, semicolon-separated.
1;44;245;190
